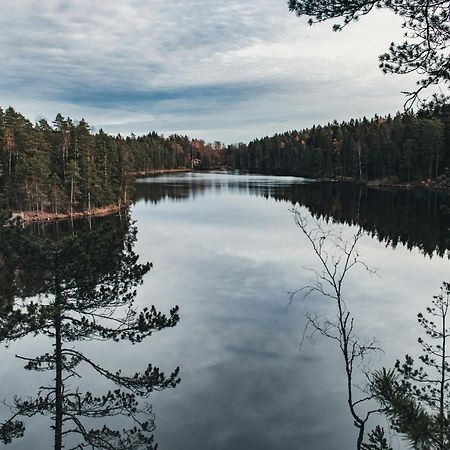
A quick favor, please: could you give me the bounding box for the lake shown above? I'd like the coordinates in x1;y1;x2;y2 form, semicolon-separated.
1;172;450;450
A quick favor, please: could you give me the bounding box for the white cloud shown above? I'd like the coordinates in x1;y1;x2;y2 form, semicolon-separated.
0;0;427;142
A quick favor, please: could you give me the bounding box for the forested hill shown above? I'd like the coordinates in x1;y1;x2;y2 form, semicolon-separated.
1;104;450;216
0;107;222;215
223;104;450;184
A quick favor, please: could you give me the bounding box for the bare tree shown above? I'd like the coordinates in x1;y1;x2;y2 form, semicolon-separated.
292;209;383;450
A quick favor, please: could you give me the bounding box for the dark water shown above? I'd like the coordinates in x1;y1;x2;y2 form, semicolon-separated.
1;172;450;449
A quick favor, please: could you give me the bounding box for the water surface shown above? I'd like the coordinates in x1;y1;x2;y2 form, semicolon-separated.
2;172;450;449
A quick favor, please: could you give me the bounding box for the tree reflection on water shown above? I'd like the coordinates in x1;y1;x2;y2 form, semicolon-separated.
135;176;450;258
0;215;180;449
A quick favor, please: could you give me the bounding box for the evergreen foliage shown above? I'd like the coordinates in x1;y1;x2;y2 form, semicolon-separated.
371;283;450;449
225;108;450;183
0;107;223;215
1;104;449;218
287;0;450;108
0;216;180;449
361;426;393;450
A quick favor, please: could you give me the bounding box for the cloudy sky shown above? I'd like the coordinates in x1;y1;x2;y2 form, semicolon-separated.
0;0;420;143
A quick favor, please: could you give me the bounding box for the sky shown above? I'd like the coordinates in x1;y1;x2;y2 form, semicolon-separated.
0;0;422;143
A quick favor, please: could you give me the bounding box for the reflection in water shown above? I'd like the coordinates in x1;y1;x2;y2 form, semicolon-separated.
131;173;450;449
135;173;450;257
0;215;180;449
1;173;449;450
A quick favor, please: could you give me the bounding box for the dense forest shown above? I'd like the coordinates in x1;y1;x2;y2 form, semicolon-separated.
0;107;222;215
1;103;450;215
224;103;450;183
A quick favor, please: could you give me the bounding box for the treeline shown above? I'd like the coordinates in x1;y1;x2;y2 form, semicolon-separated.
2;103;450;214
224;105;450;183
0;107;222;214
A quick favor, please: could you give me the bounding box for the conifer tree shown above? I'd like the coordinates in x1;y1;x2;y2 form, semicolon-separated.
371;282;450;449
0;217;180;449
288;0;450;107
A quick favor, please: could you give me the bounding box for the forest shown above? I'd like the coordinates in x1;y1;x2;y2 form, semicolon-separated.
0;107;222;215
1;102;449;216
224;103;450;183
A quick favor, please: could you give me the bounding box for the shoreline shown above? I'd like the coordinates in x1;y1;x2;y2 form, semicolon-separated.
132;168;192;177
324;176;450;191
9;172;450;225
365;179;449;191
8;169;193;224
10;203;129;224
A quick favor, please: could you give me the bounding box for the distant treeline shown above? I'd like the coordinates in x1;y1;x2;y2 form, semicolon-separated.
0;107;222;213
224;104;450;183
1;103;450;214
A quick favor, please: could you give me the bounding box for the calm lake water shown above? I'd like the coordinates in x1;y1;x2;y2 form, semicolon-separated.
1;172;450;449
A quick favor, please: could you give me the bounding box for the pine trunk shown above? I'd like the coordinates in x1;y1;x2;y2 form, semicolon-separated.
54;280;63;450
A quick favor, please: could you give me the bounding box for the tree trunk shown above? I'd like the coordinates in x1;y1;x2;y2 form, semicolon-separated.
357;142;363;183
54;187;58;215
70;178;74;217
439;299;447;449
54;279;63;450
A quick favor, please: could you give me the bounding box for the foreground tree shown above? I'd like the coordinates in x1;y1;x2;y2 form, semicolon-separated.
371;282;450;449
0;216;180;449
361;426;393;450
293;211;383;449
288;0;450;108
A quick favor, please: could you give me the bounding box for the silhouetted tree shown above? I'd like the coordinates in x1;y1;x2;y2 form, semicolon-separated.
287;0;450;108
361;426;393;450
0;216;180;449
371;282;450;449
293;211;381;449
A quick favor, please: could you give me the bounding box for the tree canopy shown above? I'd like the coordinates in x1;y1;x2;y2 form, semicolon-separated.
0;215;180;449
372;283;450;449
0;107;224;216
288;0;450;107
225;109;450;184
2;105;450;220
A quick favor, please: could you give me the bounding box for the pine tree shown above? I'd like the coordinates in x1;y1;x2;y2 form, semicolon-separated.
0;216;180;450
362;426;393;450
372;282;450;449
288;0;450;107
